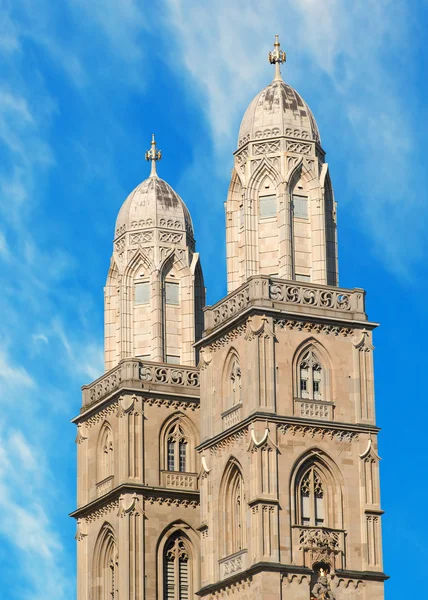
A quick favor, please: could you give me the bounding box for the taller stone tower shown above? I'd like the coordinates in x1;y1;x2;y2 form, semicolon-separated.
197;37;386;600
72;37;386;600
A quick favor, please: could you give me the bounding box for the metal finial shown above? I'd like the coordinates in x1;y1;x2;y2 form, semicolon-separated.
268;34;286;81
145;133;162;177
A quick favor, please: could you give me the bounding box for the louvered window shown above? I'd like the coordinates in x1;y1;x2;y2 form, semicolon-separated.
164;535;191;600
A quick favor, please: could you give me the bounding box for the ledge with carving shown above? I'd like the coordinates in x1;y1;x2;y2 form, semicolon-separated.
197;412;379;455
80;357;200;412
202;275;370;336
70;482;200;521
292;525;346;571
294;398;334;421
219;549;248;580
160;470;198;491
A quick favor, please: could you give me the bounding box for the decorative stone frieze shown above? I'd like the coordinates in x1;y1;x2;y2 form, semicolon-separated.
85;499;120;523
275;318;353;337
209;429;249;456
279;423;359;442
145;496;198;509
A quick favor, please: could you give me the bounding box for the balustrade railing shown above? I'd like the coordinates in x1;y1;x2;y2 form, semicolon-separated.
219;549;247;580
204;275;366;332
160;471;198;491
82;358;200;409
222;404;242;430
294;398;334;421
96;475;114;497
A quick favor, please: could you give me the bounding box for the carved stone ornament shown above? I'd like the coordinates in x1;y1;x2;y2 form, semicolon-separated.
145;496;198;509
75;423;88;444
209;428;249;456
208;576;252;600
244;316;276;341
84;402;118;429
116;395;142;418
359;439;381;462
75;518;88;541
117;493;142;518
279;423;358;442
353;328;374;352
208;324;247;353
85;499;120;523
275;318;353;338
311;569;336;600
247;425;279;453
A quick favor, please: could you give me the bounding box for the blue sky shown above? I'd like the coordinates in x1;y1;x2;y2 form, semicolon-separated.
0;1;426;598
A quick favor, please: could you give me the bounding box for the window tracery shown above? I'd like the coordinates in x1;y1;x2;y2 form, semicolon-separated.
166;422;188;473
299;349;323;401
300;467;325;527
222;464;246;557
98;424;114;482
164;534;191;600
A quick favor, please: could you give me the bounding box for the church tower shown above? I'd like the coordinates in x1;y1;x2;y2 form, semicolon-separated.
72;36;386;600
72;138;204;600
197;37;385;600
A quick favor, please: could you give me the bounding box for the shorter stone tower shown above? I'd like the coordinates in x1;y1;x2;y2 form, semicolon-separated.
72;138;204;600
105;135;205;369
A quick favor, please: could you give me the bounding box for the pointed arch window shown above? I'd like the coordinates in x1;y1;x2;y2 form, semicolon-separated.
223;465;246;557
299;349;323;401
230;357;242;406
93;525;118;600
300;467;325;527
98;424;114;482
164;534;191;600
166;423;188;473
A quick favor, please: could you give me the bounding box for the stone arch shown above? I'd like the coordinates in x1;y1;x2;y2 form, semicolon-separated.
292;338;334;404
290;448;345;530
156;520;200;600
92;522;118;600
222;347;242;412
219;457;247;558
159;412;198;475
96;421;114;483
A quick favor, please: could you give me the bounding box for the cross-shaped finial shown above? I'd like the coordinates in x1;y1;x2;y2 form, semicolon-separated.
268;34;286;81
145;133;162;177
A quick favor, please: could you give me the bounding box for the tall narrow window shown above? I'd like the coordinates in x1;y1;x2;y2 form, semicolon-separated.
166;423;188;472
299;349;324;401
164;534;191;600
224;465;246;556
230;357;242;406
98;424;114;482
300;467;325;527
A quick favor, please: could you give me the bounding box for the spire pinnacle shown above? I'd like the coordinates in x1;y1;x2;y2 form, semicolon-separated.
268;34;286;82
145;133;162;177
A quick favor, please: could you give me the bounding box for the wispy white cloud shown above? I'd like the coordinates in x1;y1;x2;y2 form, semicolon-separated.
165;0;421;280
0;347;35;389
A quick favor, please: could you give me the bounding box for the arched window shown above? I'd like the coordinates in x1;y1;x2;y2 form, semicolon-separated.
98;423;114;482
222;463;246;557
230;357;242;406
166;422;188;473
93;524;118;600
164;533;191;600
300;466;325;527
299;349;323;401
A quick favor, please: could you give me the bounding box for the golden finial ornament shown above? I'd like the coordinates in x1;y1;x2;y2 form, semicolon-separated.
268;34;286;81
145;133;162;177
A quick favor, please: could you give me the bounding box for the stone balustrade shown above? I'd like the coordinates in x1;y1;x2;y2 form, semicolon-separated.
160;471;198;491
204;275;366;333
294;398;334;421
96;475;114;497
222;404;242;430
219;549;247;580
82;358;200;410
